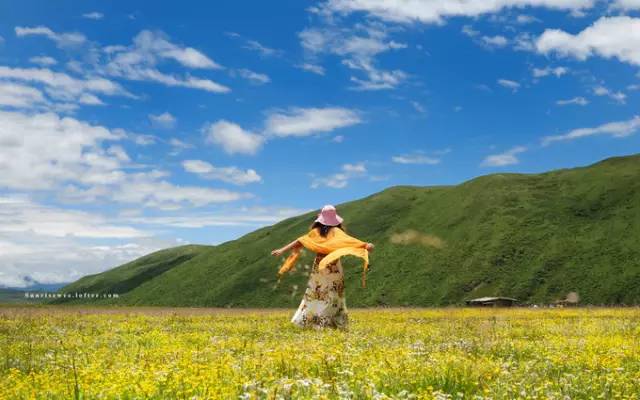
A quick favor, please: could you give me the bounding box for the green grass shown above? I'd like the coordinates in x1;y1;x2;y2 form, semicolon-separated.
55;153;640;307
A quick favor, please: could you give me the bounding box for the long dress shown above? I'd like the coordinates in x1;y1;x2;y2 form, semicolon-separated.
291;252;348;330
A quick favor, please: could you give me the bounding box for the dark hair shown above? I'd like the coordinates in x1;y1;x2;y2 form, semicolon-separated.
310;221;345;237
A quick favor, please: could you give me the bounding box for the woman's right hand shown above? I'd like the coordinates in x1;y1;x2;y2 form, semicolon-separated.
365;243;375;252
271;249;284;257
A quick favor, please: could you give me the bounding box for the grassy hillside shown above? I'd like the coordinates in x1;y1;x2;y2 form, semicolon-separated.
60;245;207;294
56;153;640;307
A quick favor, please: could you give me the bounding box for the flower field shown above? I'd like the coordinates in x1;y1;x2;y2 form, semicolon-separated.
0;306;639;399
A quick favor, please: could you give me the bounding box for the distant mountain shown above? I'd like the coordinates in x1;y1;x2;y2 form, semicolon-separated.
3;282;70;292
56;153;640;307
0;281;70;304
0;288;33;304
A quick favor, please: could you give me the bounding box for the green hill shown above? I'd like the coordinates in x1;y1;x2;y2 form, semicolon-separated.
56;153;640;307
60;245;207;295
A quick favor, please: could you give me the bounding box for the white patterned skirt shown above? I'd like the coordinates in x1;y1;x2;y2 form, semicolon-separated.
291;253;348;329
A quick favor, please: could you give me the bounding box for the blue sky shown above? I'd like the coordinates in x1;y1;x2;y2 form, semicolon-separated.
0;0;639;287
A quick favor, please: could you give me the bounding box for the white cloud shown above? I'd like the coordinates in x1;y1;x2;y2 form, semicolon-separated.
237;68;270;84
319;0;594;24
29;56;57;66
481;35;509;48
556;96;589;106
481;146;527;167
392;153;440;165
593;85;626;103
0;110;248;209
0;197;307;288
130;30;221;69
62;172;250;209
61;171;249;210
168;138;193;155
0;231;179;288
0;66;130;105
498;79;521;91
243;39;281;57
347;62;407;90
170;138;191;148
182;159;215;174
0;110;124;190
461;25;480;37
104;30;230;93
199;107;363;156
542;116;640;145
106;63;229;93
149;112;177;129
107;145;130;162
168;47;220;69
297;63;325;75
533;66;568;77
535;16;640;66
311;162;367;189
342;163;366;173
204;120;264;155
82;12;104;20
129;206;306;228
300;29;328;52
0;196;146;239
264;107;361;137
182;160;261;185
299;25;408;90
611;0;640;10
125;131;157;146
79;93;105;105
332;135;345;143
105;172;250;209
15;25;87;48
513;32;536;51
227;33;283;57
462;26;508;48
1;193;287;286
516;14;540;24
0;82;47;108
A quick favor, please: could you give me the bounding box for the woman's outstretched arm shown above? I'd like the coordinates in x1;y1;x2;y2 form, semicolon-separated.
271;239;302;257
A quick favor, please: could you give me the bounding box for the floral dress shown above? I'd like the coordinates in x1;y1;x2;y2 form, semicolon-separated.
291;253;348;330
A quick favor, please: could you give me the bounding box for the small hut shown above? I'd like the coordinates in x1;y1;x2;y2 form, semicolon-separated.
466;296;518;307
553;292;580;307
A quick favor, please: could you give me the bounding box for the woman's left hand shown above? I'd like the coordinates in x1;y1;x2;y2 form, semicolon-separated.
271;249;284;257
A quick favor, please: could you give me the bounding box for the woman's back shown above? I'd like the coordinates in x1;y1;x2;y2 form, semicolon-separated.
271;204;374;329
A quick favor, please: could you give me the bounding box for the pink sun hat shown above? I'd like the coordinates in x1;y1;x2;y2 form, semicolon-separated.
315;204;344;226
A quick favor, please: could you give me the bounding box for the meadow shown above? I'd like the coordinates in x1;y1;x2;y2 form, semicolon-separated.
0;306;639;399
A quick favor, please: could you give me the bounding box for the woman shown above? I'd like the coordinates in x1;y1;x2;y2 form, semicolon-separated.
271;205;374;330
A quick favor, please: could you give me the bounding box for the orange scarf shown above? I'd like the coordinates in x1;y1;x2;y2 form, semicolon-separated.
277;227;370;287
